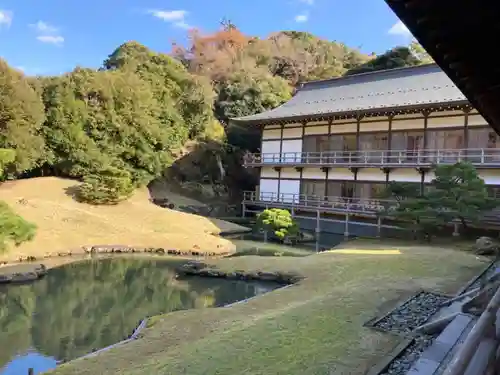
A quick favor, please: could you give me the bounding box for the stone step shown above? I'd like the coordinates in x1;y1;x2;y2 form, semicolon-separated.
406;313;476;375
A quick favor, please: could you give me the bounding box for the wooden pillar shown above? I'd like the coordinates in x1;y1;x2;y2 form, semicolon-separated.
279;124;284;154
387;114;393;162
463;108;470;160
420;168;425;195
327;118;333;143
315;210;321;250
242;202;246;218
324;167;329;197
422;110;430;150
277;169;282;200
344;213;349;238
356;115;362;151
301;121;306;163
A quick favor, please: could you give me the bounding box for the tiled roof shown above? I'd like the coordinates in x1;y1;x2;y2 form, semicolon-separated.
231;64;468;124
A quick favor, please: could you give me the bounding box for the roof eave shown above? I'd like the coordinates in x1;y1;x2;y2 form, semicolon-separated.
229;100;470;126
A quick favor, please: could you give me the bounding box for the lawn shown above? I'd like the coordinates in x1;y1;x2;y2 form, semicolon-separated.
50;239;487;375
0;177;246;262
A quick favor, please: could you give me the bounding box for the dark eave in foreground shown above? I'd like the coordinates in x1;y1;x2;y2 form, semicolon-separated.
384;0;500;135
231;64;468;126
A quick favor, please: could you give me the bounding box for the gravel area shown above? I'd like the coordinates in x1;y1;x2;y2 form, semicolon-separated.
379;335;435;375
373;292;448;335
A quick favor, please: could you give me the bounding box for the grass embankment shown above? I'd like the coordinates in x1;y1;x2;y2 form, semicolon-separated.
0;177;246;263
51;239;487;375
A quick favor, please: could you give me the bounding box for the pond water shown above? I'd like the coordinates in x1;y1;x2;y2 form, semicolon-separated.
0;258;277;375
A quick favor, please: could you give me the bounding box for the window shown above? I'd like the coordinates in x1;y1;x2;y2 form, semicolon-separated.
355;183;386;200
301;180;325;206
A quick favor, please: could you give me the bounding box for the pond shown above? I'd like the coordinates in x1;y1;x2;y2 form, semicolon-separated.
0;258;278;375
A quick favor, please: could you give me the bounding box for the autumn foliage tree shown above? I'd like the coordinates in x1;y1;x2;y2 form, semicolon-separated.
0;22;434;206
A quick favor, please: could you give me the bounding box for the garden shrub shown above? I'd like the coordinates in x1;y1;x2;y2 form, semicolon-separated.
77;167;135;205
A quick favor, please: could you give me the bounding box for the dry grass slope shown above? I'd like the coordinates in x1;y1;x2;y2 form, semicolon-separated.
51;240;488;375
0;177;246;262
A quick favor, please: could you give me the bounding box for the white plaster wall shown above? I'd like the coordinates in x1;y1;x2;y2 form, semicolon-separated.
262;128;281;139
468;113;489;127
304;125;329;135
280;168;300;179
359;119;389;132
357;168;386;182
260;167;279;178
424;171;435;183
282;127;303;138
427;114;465;129
279;180;301;203
259;179;279;201
479;170;500;185
281;139;302;164
389;168;422;183
331;122;357;134
327;168;355;181
261;140;281;163
301;168;326;180
392;117;425;131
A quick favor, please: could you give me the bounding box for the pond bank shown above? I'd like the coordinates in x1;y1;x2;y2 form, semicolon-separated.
48;239;490;375
0;263;47;284
0;257;278;375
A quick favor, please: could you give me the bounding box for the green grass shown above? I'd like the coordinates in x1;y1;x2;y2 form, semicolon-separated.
50;239;488;375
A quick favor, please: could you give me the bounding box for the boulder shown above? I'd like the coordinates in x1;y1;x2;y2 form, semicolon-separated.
474;236;499;255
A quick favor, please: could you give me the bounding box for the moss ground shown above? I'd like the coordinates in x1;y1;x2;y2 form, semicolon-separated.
0;177;245;262
50;239;487;375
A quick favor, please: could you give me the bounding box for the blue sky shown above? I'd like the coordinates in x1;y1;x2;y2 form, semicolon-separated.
0;0;414;76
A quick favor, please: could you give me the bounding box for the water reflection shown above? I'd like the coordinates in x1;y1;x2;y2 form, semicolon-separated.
0;258;276;375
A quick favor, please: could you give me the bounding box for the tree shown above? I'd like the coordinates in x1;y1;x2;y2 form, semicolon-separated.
0;202;37;253
409;41;434;64
0;59;46;177
104;42;216;140
77;167;135;205
381;163;499;239
255;208;299;241
0;148;15;178
428;162;498;230
345;46;424;76
41;67;180;185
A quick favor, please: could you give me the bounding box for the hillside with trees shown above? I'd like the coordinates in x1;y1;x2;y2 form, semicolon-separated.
0;23;433;231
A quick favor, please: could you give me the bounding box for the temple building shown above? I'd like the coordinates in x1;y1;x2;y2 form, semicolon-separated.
231;64;500;237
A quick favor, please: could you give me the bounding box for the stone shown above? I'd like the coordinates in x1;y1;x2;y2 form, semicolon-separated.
474;236;499;255
11;272;39;283
0;275;13;283
257;271;279;282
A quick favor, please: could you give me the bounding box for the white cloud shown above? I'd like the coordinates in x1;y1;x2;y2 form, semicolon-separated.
0;9;13;28
148;9;192;29
30;20;64;45
388;20;411;37
37;35;64;45
299;0;314;4
294;13;308;23
30;20;58;34
149;10;186;21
